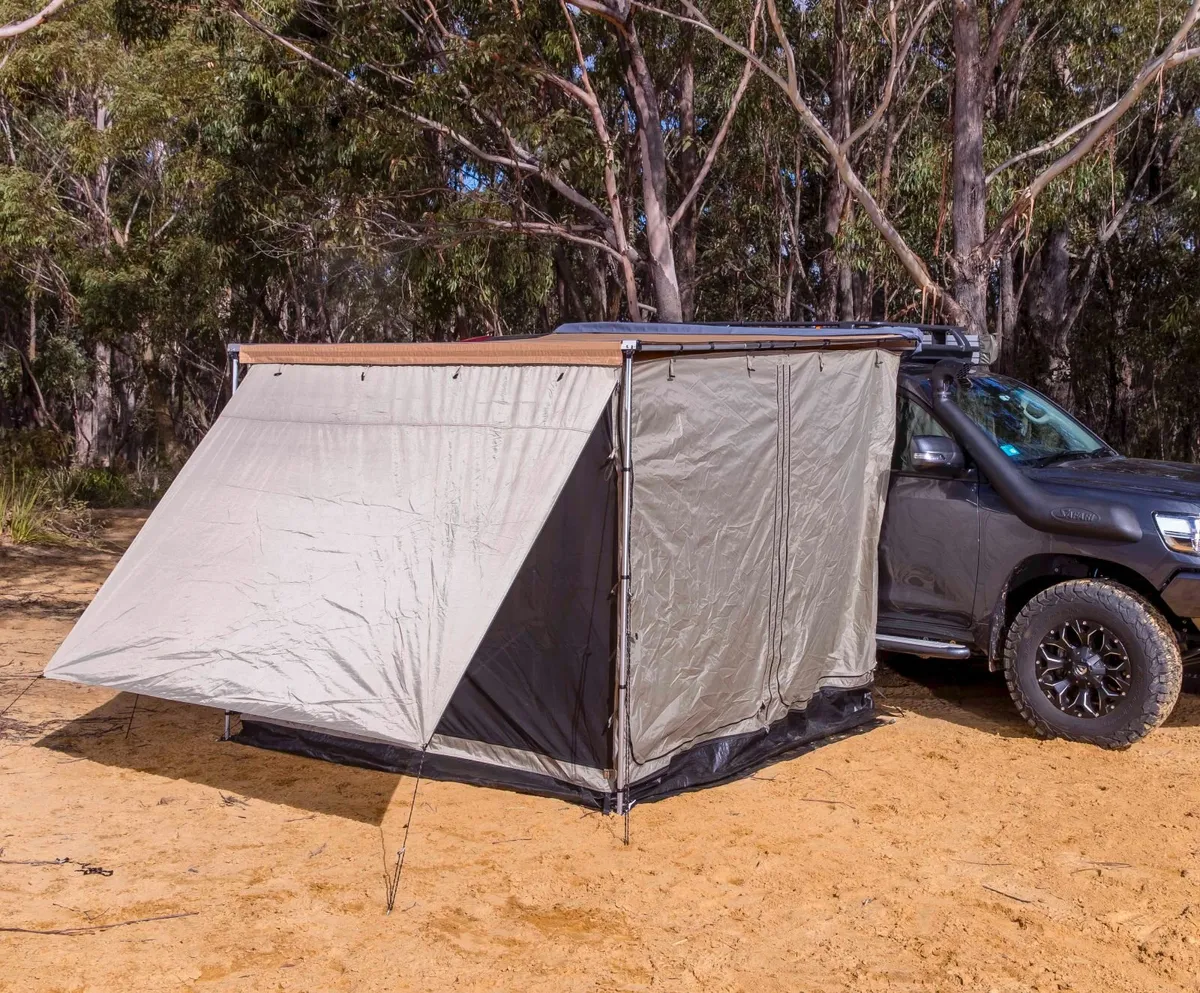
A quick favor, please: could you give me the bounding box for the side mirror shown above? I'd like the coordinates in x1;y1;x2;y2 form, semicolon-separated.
910;435;964;471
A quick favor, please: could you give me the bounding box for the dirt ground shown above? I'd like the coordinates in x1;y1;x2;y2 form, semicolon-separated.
3;516;1200;993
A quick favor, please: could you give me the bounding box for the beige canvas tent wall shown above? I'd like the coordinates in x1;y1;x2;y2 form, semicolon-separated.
46;323;917;812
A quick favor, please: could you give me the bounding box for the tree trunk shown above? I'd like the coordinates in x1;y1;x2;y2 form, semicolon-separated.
676;29;698;321
27;258;39;362
997;245;1016;369
1032;227;1072;404
818;0;851;322
73;341;114;466
549;242;586;322
584;249;610;320
113;338;141;464
143;344;186;467
951;0;990;356
622;21;683;322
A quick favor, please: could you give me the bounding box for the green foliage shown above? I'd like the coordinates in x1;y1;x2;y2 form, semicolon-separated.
46;465;132;507
0;427;70;470
0;0;1196;466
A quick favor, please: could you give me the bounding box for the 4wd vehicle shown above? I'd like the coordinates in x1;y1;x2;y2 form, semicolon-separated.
879;326;1199;747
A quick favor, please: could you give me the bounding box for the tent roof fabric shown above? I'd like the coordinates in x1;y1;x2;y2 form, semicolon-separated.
236;326;918;368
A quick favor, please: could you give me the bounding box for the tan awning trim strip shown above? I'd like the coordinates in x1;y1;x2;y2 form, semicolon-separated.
238;341;625;368
237;332;916;368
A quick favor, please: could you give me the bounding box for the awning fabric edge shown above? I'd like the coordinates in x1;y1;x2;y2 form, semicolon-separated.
237;332;916;368
238;341;625;367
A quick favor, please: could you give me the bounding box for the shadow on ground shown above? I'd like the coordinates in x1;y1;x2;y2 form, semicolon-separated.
29;661;1200;821
875;653;1200;735
37;692;401;824
874;654;1033;738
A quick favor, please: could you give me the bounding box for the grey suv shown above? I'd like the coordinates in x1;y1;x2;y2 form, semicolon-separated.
879;329;1200;747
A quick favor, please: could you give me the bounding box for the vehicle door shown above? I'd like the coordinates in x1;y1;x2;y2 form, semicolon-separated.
877;389;982;642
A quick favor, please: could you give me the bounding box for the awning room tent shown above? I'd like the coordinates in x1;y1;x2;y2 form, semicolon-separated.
46;323;918;812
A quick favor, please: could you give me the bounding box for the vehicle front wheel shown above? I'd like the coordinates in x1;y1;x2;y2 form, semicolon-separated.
1003;579;1182;748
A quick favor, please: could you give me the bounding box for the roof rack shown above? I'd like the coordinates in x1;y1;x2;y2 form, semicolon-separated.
695;319;975;358
903;326;975;362
692;320;960;332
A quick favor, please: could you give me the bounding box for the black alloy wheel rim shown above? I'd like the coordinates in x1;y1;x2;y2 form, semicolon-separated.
1035;618;1132;719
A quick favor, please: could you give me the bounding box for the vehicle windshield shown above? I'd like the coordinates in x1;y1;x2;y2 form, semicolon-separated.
956;376;1112;466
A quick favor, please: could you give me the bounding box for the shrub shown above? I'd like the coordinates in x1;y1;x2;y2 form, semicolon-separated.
0;470;54;544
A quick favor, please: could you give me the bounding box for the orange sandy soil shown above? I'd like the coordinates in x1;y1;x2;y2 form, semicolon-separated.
3;515;1200;993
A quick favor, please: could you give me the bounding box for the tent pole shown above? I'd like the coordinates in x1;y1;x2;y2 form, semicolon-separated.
227;343;241;394
616;340;637;844
223;345;238;738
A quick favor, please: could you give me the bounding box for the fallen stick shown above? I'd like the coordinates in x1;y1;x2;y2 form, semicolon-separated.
0;911;198;936
981;884;1035;904
0;856;112;875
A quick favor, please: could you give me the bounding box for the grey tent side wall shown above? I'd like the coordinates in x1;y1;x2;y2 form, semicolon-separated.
622;348;900;801
237;405;621;808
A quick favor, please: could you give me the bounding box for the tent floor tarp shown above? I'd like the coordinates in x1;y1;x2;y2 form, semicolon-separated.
233;683;877;809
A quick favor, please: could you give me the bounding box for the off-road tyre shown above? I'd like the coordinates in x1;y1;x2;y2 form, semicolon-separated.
1003;579;1182;748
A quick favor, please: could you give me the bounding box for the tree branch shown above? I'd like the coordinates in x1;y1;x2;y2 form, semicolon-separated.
669;0;762;230
0;0;72;40
982;0;1200;257
411;217;631;262
226;2;370;93
228;0;615;234
552;0;641;314
637;0;966;323
844;0;941;150
992;41;1200;180
979;0;1025;88
986;98;1116;184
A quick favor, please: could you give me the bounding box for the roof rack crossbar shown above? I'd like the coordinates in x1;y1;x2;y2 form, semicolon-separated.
635;337;915;356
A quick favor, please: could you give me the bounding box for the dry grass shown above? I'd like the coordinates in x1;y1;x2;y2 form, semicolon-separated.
0;469;54;543
0;469;102;545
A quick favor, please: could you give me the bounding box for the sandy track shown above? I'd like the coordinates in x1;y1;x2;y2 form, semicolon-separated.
3;516;1200;992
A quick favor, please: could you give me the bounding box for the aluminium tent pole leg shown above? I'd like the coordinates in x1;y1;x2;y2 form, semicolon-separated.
227;343;241;395
616;341;637;844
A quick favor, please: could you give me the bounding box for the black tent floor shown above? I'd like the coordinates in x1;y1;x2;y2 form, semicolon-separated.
233;685;877;811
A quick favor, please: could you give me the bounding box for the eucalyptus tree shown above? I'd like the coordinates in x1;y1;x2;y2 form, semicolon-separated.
207;0;768;321
2;0;1200;472
0;0;225;461
655;0;1200;360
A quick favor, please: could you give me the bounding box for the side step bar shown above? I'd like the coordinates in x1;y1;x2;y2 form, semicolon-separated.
876;634;971;660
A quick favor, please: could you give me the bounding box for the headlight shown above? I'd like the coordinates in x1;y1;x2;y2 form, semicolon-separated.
1154;513;1200;554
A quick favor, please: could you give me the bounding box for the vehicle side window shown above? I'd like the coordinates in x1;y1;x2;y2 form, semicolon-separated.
893;393;949;472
